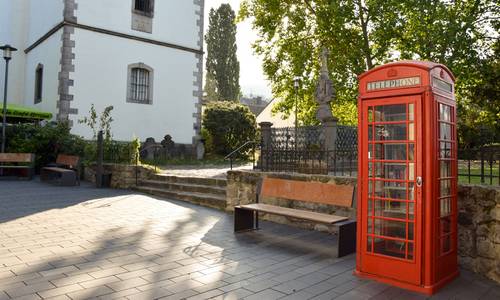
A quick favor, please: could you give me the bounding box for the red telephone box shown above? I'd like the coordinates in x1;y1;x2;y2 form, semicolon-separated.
355;61;458;294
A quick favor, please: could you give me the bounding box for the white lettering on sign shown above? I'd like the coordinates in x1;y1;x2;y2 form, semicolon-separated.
367;76;421;91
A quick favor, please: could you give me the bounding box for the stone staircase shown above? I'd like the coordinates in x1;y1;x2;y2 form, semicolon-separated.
134;174;227;210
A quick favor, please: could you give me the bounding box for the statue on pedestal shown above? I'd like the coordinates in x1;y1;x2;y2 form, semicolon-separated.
315;48;337;123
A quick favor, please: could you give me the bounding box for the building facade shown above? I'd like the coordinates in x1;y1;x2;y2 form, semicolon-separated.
0;0;204;143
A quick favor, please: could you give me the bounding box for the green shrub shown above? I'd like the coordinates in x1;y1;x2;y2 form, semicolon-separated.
202;102;257;156
6;122;86;170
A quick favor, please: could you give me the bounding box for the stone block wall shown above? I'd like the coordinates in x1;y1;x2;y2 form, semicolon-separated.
227;170;500;283
226;170;356;232
458;184;500;283
84;163;156;189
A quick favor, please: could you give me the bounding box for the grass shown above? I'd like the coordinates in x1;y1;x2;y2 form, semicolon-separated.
458;166;499;185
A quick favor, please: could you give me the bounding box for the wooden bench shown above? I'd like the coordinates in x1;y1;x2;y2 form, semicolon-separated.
234;177;356;257
41;154;80;186
0;153;35;180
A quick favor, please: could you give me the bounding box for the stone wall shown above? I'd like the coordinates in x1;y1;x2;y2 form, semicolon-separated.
226;170;356;232
458;184;500;283
227;170;500;283
84;163;157;189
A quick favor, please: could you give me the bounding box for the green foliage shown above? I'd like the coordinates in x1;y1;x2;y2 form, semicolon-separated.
239;0;499;144
78;104;114;141
6;122;86;170
205;4;241;102
202;102;257;155
130;137;141;164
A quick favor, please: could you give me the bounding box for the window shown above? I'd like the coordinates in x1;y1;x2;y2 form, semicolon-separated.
127;63;153;104
134;0;154;16
34;64;43;104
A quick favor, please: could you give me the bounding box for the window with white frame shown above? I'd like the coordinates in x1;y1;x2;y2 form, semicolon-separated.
127;63;153;104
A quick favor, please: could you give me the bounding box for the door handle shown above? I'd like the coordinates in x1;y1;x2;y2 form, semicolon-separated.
416;176;423;187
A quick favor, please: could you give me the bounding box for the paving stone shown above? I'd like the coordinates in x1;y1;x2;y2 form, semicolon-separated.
243;288;286;300
185;288;224;300
0;181;498;300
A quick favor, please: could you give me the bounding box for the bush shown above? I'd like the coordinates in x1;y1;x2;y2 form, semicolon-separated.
202;102;257;156
6;122;86;170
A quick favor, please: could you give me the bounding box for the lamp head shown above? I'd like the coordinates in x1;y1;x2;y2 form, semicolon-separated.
293;76;301;89
0;44;18;60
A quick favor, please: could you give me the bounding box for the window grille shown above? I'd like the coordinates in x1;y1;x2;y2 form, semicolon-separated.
135;0;152;14
34;64;43;104
130;68;150;103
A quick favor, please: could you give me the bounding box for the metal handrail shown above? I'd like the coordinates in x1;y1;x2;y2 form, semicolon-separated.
225;140;259;170
135;144;164;186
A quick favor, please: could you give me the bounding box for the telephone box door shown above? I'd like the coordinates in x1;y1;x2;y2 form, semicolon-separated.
360;95;422;285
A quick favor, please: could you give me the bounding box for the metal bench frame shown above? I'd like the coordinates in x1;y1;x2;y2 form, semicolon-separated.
41;154;81;186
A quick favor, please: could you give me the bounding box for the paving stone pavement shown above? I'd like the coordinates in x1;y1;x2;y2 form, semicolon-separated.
0;180;499;300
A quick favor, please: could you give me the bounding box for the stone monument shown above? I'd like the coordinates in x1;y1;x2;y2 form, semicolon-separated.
314;48;338;151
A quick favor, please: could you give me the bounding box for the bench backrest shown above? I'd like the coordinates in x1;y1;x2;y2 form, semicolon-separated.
56;154;80;168
0;153;34;163
258;177;355;208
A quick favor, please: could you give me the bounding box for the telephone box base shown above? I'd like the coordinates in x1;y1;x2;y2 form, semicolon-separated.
354;269;459;295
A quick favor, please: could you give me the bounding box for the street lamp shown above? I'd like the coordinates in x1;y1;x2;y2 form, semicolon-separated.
0;44;17;153
293;76;300;151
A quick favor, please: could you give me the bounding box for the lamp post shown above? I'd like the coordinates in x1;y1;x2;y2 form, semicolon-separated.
1;44;17;153
293;76;300;151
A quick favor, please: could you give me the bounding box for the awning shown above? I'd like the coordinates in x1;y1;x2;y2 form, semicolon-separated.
0;103;53;120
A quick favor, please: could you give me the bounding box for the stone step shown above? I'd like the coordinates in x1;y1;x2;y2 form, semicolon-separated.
150;174;227;188
139;180;226;196
134;186;226;210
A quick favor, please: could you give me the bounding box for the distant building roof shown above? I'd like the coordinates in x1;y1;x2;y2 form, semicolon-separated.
240;96;268;116
256;99;295;128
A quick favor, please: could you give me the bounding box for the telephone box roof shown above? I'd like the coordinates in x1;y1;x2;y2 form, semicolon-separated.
358;60;455;81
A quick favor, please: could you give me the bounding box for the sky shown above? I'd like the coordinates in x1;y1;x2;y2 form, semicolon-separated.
204;0;272;99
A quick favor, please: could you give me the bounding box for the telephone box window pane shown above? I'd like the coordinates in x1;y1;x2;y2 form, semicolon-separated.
408;144;415;161
375;104;407;121
408;123;415;141
375;163;406;180
408;104;414;121
367;236;373;252
440;198;451;217
375;144;406;160
368;107;373;122
440;161;452;177
368;125;373;140
440;179;451;197
439;104;451;121
375;124;407;140
407;242;414;259
374;238;406;259
440;142;452;159
440;217;452;234
408;222;414;240
374;200;406;218
408;163;415;181
368;200;373;215
368;217;373;233
440;123;452;140
374;218;407;239
375;181;406;199
442;235;451;253
368;163;373;177
408;183;415;201
408;202;415;220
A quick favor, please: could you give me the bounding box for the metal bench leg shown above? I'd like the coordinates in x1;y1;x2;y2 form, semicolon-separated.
336;220;356;257
234;207;256;232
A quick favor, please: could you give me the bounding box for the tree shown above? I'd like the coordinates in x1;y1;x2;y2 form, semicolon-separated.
205;4;241;102
238;0;498;134
202;102;257;155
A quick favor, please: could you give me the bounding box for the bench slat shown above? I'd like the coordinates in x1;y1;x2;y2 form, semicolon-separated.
237;203;348;224
261;178;354;207
0;153;34;163
42;167;74;173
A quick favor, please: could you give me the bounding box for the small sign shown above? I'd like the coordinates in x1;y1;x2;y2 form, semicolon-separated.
432;77;452;93
367;76;421;91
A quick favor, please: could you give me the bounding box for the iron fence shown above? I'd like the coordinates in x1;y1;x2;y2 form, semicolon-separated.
458;146;500;185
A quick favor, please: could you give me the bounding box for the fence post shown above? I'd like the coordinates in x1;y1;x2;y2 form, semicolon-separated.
96;130;104;188
323;118;338;174
259;122;273;170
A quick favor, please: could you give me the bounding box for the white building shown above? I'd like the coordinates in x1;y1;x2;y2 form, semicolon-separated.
0;0;204;144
